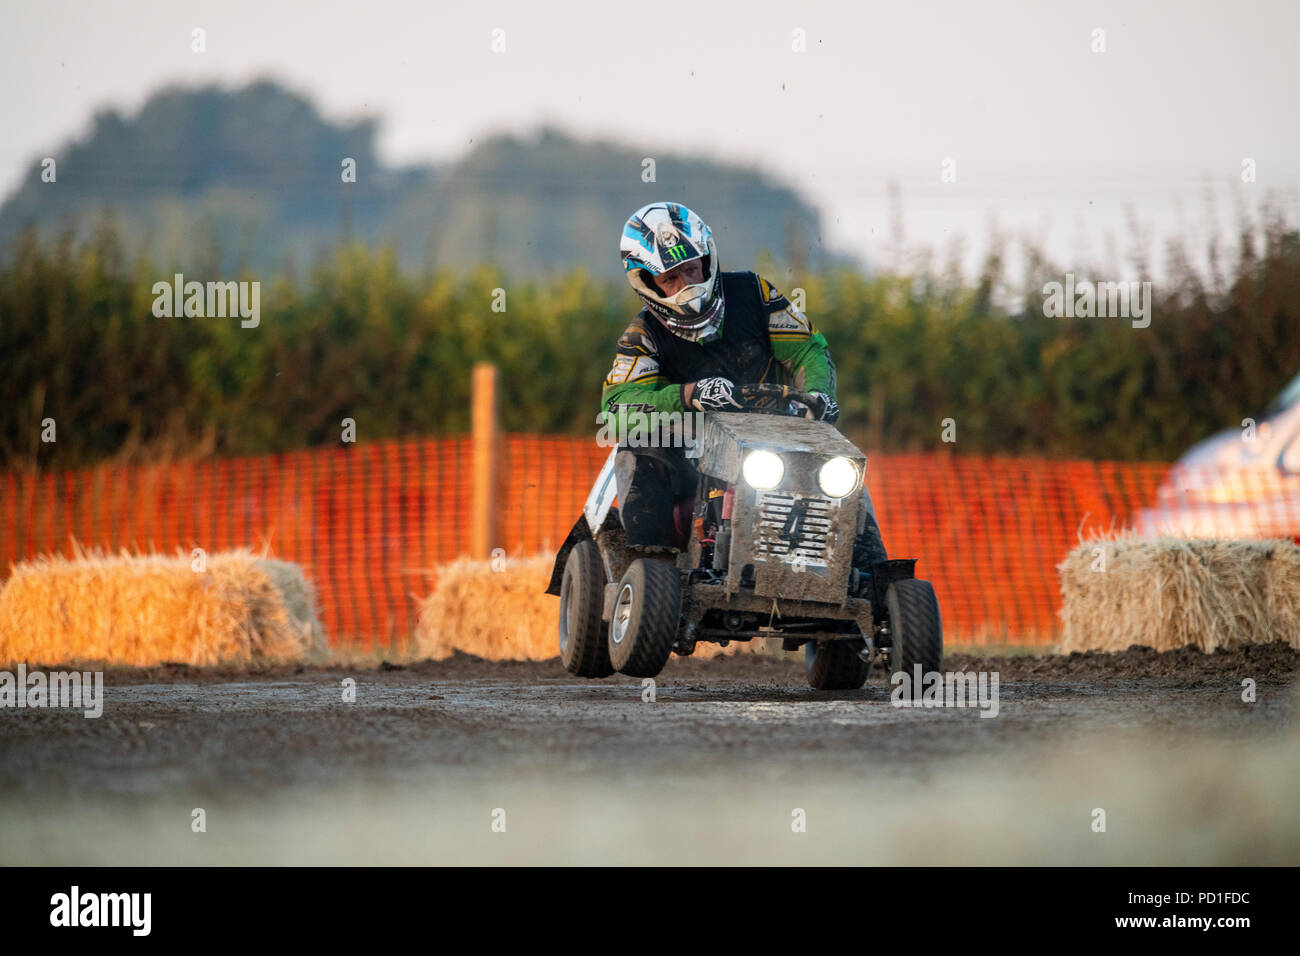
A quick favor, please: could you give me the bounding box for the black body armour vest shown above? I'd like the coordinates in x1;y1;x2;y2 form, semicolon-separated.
635;271;785;389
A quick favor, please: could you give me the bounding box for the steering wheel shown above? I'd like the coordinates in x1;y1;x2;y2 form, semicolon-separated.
734;383;826;419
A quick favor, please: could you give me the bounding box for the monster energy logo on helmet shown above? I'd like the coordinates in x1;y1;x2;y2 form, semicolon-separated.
620;202;725;345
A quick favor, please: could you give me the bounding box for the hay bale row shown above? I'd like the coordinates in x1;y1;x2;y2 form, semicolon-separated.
414;553;761;661
0;547;326;667
1059;537;1300;653
415;555;558;660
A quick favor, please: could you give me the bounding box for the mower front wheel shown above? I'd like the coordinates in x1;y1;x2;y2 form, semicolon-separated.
805;639;870;690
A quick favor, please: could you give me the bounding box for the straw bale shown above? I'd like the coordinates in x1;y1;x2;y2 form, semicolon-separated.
0;548;324;666
414;553;763;661
1059;537;1300;653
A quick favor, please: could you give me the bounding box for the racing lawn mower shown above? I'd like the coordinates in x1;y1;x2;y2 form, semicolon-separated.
545;384;943;691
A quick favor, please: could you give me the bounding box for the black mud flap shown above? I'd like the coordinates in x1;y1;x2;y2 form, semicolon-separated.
545;516;591;596
870;558;917;624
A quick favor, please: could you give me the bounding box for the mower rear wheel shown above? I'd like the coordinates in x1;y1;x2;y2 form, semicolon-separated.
886;578;943;698
608;558;681;678
558;540;614;678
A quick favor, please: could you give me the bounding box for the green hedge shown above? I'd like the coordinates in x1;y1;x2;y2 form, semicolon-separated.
3;217;1298;469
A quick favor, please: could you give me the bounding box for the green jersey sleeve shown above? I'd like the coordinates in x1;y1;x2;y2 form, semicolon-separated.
757;274;838;399
599;322;687;441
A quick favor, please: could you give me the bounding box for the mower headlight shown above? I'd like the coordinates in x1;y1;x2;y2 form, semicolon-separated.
742;450;784;490
818;456;859;498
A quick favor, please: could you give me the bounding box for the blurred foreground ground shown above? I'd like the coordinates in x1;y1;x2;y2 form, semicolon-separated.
1;647;1297;865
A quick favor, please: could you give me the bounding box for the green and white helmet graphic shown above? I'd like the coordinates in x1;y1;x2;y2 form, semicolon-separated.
620;202;724;343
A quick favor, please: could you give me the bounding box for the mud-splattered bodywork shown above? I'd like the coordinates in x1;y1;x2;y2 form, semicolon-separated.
698;413;866;603
549;411;878;643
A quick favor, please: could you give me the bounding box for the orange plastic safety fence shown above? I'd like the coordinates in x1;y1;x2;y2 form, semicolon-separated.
0;438;472;651
866;455;1171;642
5;437;1300;647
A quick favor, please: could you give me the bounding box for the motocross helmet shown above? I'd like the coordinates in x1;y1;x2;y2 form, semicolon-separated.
620;202;724;344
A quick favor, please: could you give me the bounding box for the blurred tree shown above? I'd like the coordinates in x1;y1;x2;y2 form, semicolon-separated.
2;212;1297;470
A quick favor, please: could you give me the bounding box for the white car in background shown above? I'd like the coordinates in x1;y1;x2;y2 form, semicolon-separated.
1136;371;1300;540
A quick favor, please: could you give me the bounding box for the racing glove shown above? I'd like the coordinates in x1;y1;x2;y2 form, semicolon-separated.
791;391;839;423
686;376;743;412
811;391;839;424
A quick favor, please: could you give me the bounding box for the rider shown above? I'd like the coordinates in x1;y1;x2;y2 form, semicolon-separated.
603;201;871;556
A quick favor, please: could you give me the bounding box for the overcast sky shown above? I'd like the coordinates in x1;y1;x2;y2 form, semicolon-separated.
3;0;1298;277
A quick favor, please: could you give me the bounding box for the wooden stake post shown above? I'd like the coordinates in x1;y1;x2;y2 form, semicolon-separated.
470;363;500;560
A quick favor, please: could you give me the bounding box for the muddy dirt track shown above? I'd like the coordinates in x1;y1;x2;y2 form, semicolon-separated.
2;644;1299;864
